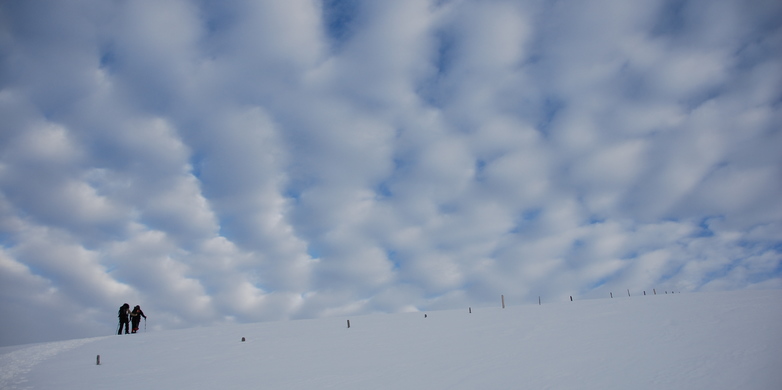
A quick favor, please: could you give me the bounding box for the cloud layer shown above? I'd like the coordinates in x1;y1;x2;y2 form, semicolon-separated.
1;0;781;346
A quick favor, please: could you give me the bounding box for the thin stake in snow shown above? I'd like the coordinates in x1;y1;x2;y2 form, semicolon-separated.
241;337;245;342
628;289;630;297
347;320;350;328
610;292;613;298
96;355;100;365
570;296;573;302
654;289;657;295
469;307;471;313
501;295;505;309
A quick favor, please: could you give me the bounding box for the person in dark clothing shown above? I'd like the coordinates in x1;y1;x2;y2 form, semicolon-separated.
118;303;130;335
130;305;147;333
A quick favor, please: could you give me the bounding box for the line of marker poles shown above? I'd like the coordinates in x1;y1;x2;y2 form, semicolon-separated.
498;287;673;308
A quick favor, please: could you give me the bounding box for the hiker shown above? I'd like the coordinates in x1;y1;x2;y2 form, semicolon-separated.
130;305;147;333
118;303;130;335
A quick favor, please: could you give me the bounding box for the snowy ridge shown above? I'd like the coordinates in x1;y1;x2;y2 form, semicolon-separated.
1;290;780;390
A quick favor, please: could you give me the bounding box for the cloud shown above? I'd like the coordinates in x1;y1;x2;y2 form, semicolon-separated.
0;0;780;346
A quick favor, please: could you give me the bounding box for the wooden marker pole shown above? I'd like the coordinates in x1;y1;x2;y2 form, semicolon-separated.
501;295;505;309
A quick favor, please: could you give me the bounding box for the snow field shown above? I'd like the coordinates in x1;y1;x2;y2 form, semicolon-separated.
2;290;780;389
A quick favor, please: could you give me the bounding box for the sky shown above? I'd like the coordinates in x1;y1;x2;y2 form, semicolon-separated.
0;0;780;347
2;290;781;389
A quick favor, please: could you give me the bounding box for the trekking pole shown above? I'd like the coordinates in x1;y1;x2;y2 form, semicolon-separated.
144;317;147;332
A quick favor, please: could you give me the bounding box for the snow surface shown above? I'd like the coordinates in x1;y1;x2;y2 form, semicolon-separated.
1;290;780;390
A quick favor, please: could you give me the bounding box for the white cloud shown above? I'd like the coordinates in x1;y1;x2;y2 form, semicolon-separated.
0;0;779;346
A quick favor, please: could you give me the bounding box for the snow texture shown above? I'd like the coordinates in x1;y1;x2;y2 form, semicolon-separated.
1;290;780;389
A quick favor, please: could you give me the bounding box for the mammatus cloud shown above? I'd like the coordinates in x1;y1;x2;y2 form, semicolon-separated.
0;0;780;346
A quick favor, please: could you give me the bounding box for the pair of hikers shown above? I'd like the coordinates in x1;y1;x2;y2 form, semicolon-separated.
118;303;147;334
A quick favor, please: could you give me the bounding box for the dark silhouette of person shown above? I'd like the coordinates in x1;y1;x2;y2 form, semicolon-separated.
118;303;130;335
130;305;147;333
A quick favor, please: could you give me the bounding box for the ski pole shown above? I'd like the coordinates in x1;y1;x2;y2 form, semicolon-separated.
144;317;147;332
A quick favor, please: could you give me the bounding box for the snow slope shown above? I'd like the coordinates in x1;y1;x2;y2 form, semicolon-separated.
2;290;780;390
